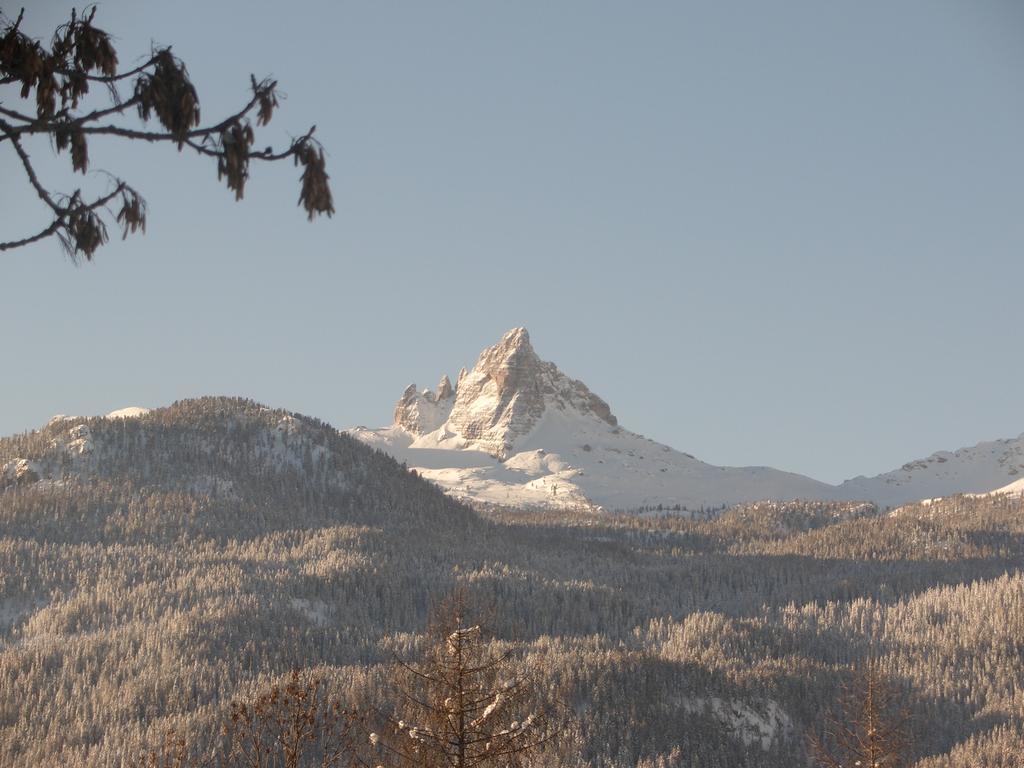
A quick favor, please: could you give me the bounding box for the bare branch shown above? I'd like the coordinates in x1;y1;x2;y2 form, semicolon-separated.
2;118;62;213
0;219;64;252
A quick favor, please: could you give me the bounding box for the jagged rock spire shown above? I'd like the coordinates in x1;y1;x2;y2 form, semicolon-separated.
436;374;454;400
394;371;459;435
395;328;616;459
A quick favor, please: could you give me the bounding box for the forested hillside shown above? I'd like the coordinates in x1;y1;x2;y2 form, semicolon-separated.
1;399;1021;766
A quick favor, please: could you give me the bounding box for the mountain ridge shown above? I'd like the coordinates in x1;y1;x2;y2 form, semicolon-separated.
5;330;1021;513
0;395;474;535
350;328;1024;511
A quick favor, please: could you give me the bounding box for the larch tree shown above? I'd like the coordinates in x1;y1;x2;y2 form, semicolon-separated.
0;5;333;262
809;660;913;768
368;590;558;768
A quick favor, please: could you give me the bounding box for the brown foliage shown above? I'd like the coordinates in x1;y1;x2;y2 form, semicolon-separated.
0;5;333;262
130;670;360;768
220;670;359;768
131;729;195;768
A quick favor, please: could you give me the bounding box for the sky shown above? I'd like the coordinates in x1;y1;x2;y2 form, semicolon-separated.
2;1;1023;484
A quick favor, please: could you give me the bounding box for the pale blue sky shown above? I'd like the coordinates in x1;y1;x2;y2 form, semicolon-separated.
2;1;1022;483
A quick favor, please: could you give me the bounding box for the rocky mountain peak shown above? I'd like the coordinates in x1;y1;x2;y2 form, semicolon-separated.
394;328;617;460
467;327;542;397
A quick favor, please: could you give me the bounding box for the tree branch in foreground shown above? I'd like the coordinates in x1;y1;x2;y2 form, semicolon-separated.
0;5;333;262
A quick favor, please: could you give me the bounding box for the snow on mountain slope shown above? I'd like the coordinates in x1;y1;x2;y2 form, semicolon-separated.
979;477;1024;497
890;475;1024;516
105;406;151;419
351;328;1024;512
349;328;834;511
835;434;1024;508
3;401;346;493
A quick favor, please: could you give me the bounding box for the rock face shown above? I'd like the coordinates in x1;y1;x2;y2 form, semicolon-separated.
393;328;616;460
445;328;615;459
394;375;457;435
0;458;41;489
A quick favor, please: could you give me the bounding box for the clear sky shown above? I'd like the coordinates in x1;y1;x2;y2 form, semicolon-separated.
2;1;1023;484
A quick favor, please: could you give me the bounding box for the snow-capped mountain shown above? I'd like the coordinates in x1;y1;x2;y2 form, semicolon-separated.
13;334;1016;514
350;328;834;511
351;328;1024;512
834;435;1024;508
